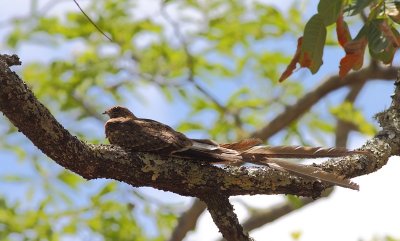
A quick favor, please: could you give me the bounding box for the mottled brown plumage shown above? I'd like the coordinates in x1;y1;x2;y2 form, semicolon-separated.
104;106;369;190
104;106;193;154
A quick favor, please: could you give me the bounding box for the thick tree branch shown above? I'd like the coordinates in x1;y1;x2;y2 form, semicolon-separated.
0;54;330;198
251;65;398;140
0;53;399;196
1;54;400;240
201;194;251;241
168;69;377;241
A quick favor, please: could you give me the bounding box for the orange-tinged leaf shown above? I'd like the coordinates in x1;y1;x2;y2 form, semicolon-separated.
336;13;351;47
279;37;303;82
339;53;361;77
344;39;367;54
339;37;367;78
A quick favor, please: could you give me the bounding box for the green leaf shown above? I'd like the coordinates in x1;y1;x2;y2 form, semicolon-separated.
286;195;304;209
291;230;303;240
365;19;397;64
98;181;117;196
300;14;327;73
330;102;376;135
178;122;205;132
57;171;84;189
308;118;334;133
367;20;389;54
318;0;343;26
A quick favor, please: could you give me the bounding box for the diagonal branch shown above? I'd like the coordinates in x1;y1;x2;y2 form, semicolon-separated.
251;64;398;140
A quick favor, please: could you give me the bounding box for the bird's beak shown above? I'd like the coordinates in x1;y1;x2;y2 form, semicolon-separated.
102;111;107;115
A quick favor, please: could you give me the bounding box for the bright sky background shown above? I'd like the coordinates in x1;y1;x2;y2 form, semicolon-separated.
1;1;400;241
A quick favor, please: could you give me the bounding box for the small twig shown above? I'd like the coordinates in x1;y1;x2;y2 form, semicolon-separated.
72;0;113;42
159;2;226;111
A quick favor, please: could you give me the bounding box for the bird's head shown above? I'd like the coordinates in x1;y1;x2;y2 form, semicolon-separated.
103;106;136;118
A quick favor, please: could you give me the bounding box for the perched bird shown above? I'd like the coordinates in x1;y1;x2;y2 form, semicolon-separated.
103;106;193;155
104;106;368;190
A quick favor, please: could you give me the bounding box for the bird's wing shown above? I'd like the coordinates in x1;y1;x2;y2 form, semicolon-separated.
135;118;193;147
105;117;192;153
172;138;243;163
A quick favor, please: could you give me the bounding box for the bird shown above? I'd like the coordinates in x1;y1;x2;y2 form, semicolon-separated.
103;106;368;190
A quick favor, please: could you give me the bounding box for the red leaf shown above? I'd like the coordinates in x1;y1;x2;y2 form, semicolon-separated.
339;37;367;78
336;13;351;47
279;37;303;82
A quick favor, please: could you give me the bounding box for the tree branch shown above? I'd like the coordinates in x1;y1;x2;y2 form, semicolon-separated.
0;54;330;198
201;194;252;241
251;65;398;140
1;54;400;240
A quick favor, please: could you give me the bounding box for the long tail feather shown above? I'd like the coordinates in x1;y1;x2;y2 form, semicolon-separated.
242;145;368;158
184;138;365;190
245;158;359;190
220;138;263;151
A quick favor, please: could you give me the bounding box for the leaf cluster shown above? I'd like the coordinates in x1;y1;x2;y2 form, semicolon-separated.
280;0;400;81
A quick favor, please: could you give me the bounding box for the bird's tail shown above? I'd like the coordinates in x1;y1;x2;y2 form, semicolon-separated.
242;157;360;190
241;145;367;158
175;138;367;190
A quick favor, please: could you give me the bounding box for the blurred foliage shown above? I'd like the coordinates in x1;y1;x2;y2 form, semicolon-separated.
330;101;377;135
0;0;380;240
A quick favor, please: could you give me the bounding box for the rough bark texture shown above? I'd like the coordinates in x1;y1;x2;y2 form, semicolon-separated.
1;54;400;241
201;194;252;241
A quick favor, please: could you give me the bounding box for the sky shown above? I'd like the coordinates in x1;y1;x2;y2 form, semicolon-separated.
1;1;400;241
